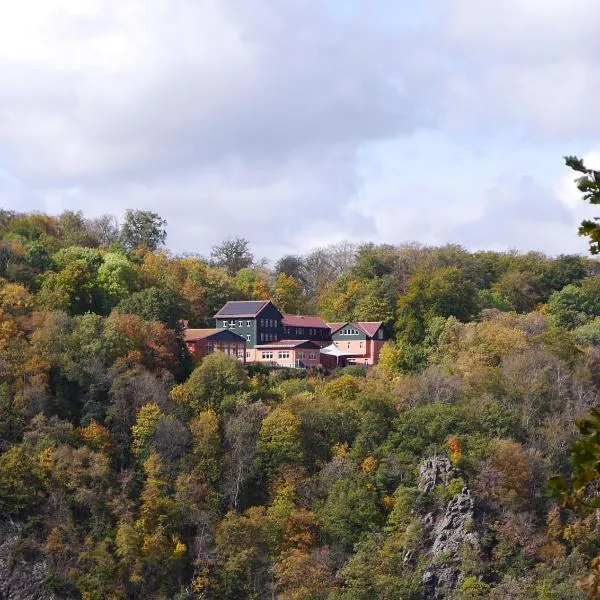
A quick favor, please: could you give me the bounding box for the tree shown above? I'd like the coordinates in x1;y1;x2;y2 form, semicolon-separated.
547;284;600;329
258;407;304;475
178;352;249;413
318;473;381;549
85;214;120;247
116;287;182;328
57;210;98;248
120;209;167;251
97;252;138;310
273;273;306;314
565;156;600;254
210;238;254;276
396;267;478;343
275;255;306;284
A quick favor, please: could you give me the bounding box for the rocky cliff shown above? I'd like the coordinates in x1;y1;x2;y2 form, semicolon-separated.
417;456;484;599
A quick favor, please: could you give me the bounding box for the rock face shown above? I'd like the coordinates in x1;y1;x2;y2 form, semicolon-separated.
418;456;459;494
0;522;59;600
418;456;482;600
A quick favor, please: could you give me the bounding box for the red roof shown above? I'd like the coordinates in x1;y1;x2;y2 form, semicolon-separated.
327;322;347;334
282;314;329;328
255;339;320;349
356;322;383;337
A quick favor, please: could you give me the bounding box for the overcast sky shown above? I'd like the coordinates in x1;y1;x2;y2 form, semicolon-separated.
0;0;598;260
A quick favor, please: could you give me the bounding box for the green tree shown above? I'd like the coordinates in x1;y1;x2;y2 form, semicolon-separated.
318;473;381;549
120;209;167;251
258;407;304;475
565;156;600;254
396;267;478;343
97;252;138;310
179;352;249;413
547;284;600;329
116;287;182;328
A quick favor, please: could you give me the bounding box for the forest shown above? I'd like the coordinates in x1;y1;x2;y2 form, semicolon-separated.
0;204;599;599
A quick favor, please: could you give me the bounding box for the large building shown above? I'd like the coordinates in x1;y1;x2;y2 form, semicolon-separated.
326;321;386;366
212;300;386;367
183;328;247;362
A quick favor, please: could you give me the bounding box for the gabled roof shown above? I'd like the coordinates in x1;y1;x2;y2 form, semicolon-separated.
356;322;383;337
282;314;329;329
255;339;321;350
327;322;347;335
184;328;245;342
328;321;383;338
214;300;278;319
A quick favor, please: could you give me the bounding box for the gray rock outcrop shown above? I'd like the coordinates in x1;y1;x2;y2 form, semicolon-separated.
418;456;483;600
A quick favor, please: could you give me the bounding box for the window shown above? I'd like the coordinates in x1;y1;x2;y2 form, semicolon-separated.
347;343;350;349
278;351;290;359
378;330;383;339
298;352;305;359
238;320;243;327
247;320;251;327
229;320;236;328
246;351;251;359
261;351;273;359
246;335;251;341
260;333;264;342
309;352;317;360
222;321;227;328
359;342;363;349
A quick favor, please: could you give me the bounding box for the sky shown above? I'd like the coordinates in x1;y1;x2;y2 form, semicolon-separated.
0;0;598;261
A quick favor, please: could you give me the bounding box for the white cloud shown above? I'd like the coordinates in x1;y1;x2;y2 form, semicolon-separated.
1;0;599;259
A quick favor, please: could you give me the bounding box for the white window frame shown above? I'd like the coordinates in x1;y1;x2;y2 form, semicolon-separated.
261;351;273;359
229;320;236;328
278;351;290;359
222;321;227;328
246;335;251;341
309;352;317;360
247;320;251;327
238;320;243;327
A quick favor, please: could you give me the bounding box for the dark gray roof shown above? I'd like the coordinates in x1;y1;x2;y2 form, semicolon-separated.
214;300;270;318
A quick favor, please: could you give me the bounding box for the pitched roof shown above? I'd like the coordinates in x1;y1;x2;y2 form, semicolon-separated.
214;300;271;318
282;314;329;329
184;328;245;342
356;322;383;337
255;339;321;349
327;322;347;335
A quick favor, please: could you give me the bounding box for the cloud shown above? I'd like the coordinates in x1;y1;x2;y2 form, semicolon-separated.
0;0;599;260
0;0;430;257
429;0;600;138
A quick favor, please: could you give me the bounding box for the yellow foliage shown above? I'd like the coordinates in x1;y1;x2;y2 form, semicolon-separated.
331;441;349;458
81;420;112;453
382;495;395;510
361;456;377;474
131;403;163;458
169;384;188;405
38;447;54;473
173;537;187;559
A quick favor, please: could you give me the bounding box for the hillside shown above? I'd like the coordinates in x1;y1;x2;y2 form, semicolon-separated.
0;209;599;599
